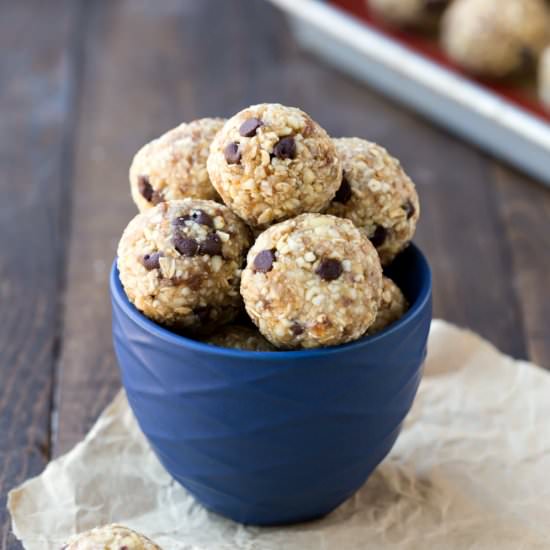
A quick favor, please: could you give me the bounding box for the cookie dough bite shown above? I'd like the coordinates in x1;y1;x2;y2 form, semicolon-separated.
203;324;276;351
241;214;383;349
442;0;550;78
130;118;225;212
368;277;409;335
207;103;342;228
63;524;161;550
539;47;550;108
326;138;419;266
368;0;450;30
117;199;252;335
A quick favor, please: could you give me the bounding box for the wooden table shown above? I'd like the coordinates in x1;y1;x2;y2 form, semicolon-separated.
1;1;549;547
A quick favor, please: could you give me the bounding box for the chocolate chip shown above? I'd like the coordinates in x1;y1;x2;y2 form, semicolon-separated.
334;175;352;204
272;137;296;160
194;306;211;324
199;233;222;256
151;189;164;205
176;209;214;227
403;200;415;219
370;226;387;248
291;322;304;336
224;142;241;164
193;210;214;227
315;258;343;281
174;236;199;257
520;47;536;71
424;0;448;13
142;252;162;270
120;547;128;550
138;175;154;202
239;117;263;137
253;249;275;273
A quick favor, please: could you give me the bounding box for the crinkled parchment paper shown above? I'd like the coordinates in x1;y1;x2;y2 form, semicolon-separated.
8;320;550;549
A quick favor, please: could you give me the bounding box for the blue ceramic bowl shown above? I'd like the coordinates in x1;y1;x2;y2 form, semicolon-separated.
110;244;432;526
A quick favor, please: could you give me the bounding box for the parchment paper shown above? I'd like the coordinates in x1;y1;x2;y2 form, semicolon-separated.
8;320;550;549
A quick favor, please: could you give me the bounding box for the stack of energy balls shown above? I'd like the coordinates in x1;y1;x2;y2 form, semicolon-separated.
62;524;161;550
117;103;419;351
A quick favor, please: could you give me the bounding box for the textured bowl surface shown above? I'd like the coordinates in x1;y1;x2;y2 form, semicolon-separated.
110;244;432;526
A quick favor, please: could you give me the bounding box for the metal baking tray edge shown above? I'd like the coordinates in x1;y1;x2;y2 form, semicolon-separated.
268;0;550;186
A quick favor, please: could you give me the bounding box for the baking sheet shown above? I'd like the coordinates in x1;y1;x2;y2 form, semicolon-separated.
268;0;550;186
334;0;549;122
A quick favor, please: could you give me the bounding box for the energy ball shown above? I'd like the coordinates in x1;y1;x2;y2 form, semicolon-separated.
63;524;161;550
241;214;383;349
203;324;276;351
442;0;550;78
117;199;251;334
326;138;419;266
368;0;450;29
368;277;409;335
539;47;550;108
130;118;224;212
207;103;342;228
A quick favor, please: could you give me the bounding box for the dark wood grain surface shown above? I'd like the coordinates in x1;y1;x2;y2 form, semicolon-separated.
1;0;549;547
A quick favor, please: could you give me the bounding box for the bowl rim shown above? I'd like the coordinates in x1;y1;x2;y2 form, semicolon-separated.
110;243;432;360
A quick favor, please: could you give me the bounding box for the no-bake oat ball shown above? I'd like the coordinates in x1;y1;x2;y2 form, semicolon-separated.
539;46;550;108
368;0;450;29
326;138;419;266
63;524;161;550
241;214;383;349
442;0;550;78
130;118;224;212
207;103;342;228
117;199;251;334
203;324;275;351
368;277;409;335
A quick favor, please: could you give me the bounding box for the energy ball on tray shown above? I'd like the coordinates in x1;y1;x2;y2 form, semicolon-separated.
207;103;342;228
441;0;550;78
117;199;252;334
130;118;225;212
368;0;450;29
326;138;419;266
368;277;409;335
203;324;276;351
539;46;550;108
63;524;161;550
241;214;383;349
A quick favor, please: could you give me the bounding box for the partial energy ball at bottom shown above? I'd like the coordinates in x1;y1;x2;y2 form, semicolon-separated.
63;524;162;550
241;214;383;349
117;199;252;335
